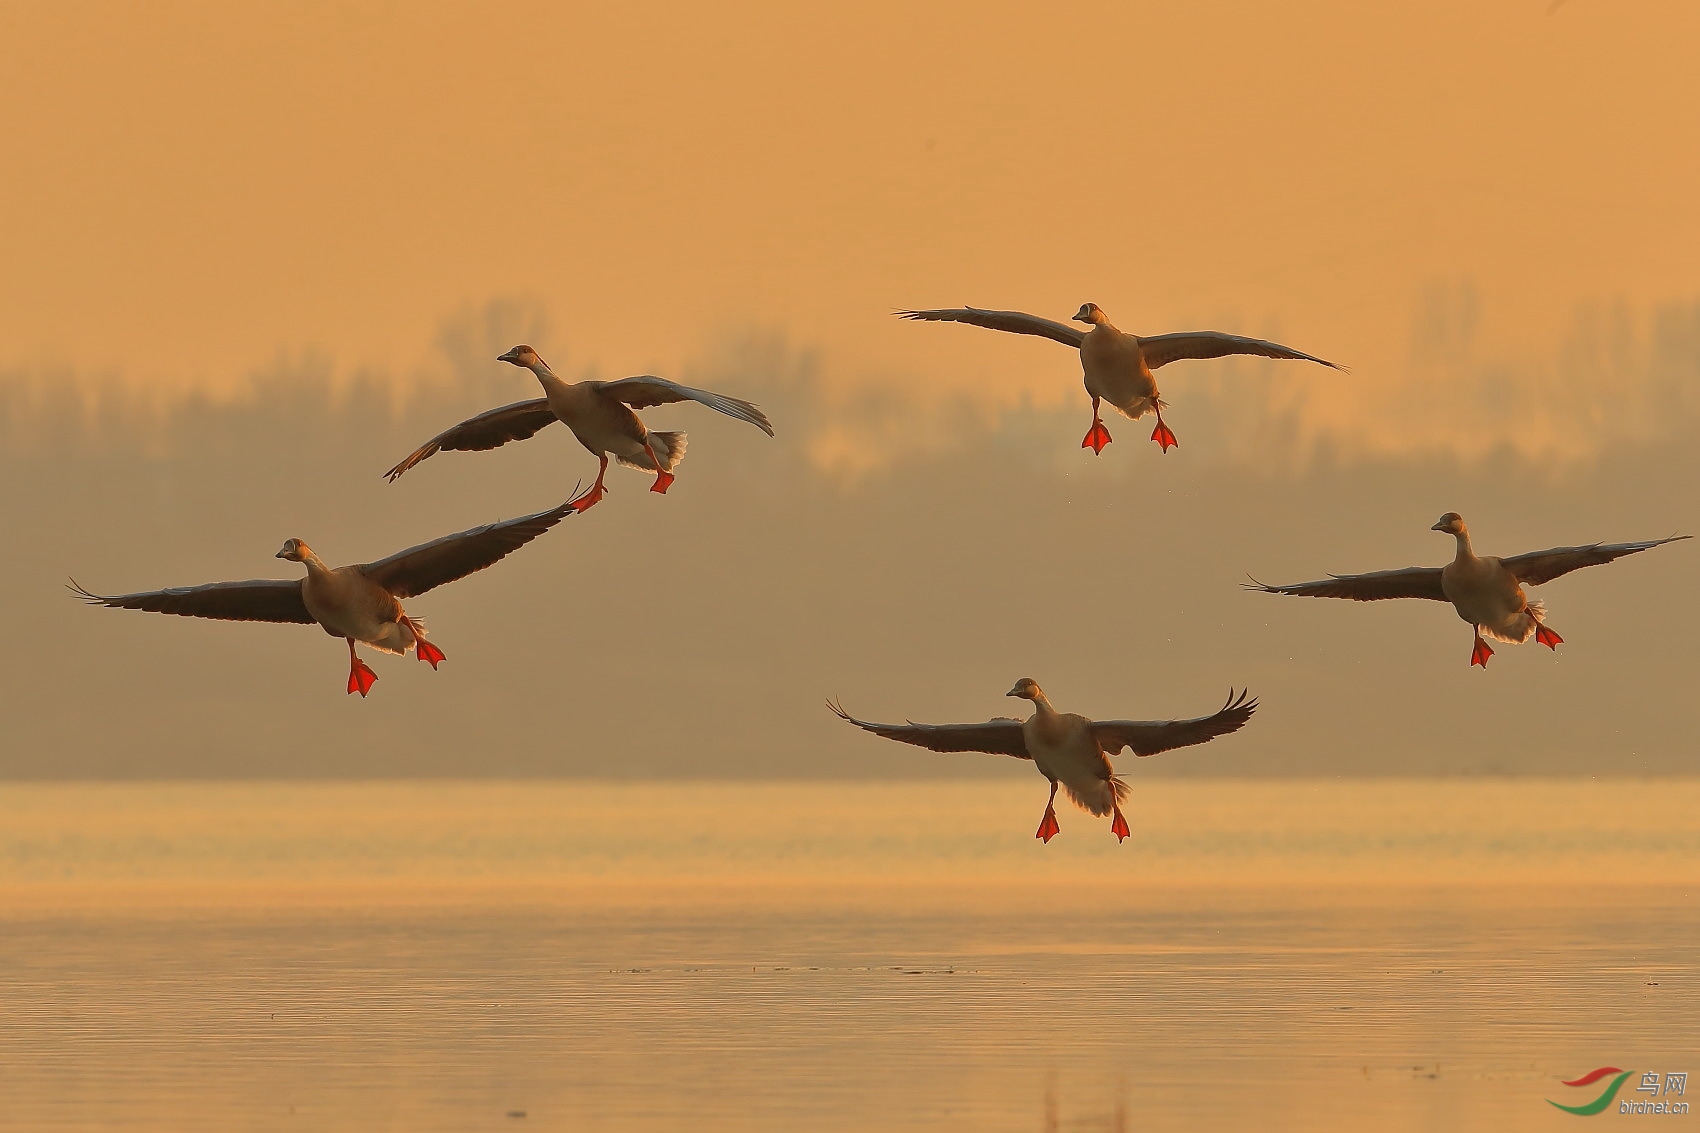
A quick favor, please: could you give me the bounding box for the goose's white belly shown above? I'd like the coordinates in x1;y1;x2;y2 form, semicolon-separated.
1021;714;1103;792
1441;560;1526;630
1079;332;1157;415
302;573;410;652
312;607;406;648
547;387;646;458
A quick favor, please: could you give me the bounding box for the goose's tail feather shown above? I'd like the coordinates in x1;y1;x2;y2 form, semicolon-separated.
618;431;687;473
1110;397;1165;422
1063;775;1129;817
1483;598;1545;645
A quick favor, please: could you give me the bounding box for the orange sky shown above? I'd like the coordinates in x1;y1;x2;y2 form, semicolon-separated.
2;0;1697;435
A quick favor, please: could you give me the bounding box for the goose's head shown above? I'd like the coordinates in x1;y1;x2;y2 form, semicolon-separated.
275;538;312;562
497;344;543;368
1430;512;1467;536
1072;302;1107;326
1006;677;1044;701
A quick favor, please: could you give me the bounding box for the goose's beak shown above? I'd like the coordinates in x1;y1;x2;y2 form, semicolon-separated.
497;349;520;364
1006;687;1022;697
1430;520;1448;532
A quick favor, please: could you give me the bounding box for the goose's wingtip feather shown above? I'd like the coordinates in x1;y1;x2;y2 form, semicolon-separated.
893;307;969;321
67;579;108;605
381;446;435;483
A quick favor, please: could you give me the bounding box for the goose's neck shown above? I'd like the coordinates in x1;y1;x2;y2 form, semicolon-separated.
299;550;333;577
526;360;569;394
1450;529;1476;563
1027;691;1058;718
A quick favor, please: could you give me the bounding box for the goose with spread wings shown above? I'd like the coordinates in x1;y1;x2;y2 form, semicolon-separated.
830;679;1257;843
384;345;774;512
1247;512;1690;667
896;303;1342;454
71;499;579;696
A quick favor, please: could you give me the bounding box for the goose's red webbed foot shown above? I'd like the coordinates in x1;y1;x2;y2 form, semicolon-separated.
641;441;676;494
570;482;606;512
1082;420;1113;454
1469;635;1494;668
572;455;610;512
399;616;445;669
1035;805;1061;843
345;642;378;697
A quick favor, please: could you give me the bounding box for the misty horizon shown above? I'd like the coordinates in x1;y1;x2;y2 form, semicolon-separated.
3;298;1694;780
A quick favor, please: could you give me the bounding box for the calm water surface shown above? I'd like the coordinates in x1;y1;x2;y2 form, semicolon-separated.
0;780;1695;1131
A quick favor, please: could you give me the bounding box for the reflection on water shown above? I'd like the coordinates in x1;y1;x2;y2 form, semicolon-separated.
0;780;1695;1131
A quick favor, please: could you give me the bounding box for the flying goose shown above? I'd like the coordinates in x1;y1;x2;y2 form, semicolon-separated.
384;345;774;512
1247;513;1690;667
897;303;1342;453
830;681;1257;842
71;499;579;696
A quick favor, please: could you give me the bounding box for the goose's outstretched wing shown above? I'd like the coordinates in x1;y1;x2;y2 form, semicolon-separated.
1091;690;1258;757
1500;535;1691;586
69;578;312;624
1137;331;1344;372
895;307;1085;349
597;376;774;435
359;498;579;599
827;700;1031;759
1245;565;1447;602
383;399;560;481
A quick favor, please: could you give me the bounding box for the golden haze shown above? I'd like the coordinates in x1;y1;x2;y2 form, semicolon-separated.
1;0;1697;455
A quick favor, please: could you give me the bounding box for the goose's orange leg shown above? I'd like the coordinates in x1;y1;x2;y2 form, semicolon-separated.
404;616;446;669
1035;780;1062;843
1110;801;1130;842
1150;401;1177;452
570;455;610;512
345;638;378;697
643;438;675;494
1469;632;1494;668
1534;622;1564;650
1081;397;1112;454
